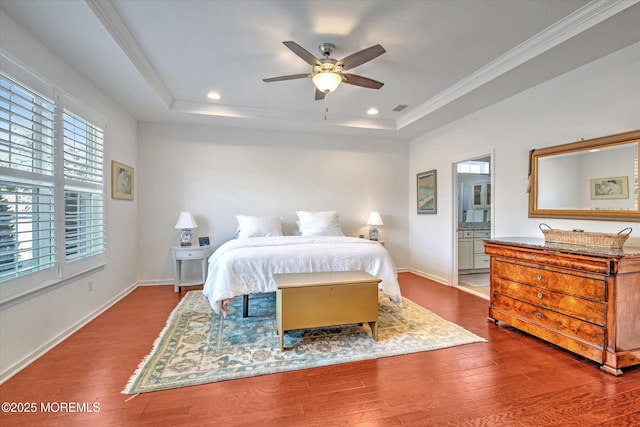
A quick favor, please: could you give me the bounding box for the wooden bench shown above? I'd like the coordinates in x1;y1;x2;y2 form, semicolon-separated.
273;270;381;351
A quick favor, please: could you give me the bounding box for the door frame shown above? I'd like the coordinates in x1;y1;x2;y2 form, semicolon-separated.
451;150;494;287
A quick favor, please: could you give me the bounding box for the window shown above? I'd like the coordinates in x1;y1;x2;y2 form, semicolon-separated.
457;160;490;174
0;59;105;302
63;111;105;263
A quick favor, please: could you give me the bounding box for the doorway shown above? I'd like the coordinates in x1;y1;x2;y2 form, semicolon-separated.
453;154;492;299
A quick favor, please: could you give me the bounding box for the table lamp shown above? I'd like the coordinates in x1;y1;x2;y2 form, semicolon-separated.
175;211;198;246
366;211;383;241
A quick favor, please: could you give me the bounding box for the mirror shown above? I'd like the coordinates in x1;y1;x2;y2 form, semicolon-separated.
529;129;640;222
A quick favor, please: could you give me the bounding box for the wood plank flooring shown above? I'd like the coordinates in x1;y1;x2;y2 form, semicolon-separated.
1;272;638;426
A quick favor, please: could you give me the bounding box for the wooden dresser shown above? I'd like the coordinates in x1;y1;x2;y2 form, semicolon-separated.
484;238;640;375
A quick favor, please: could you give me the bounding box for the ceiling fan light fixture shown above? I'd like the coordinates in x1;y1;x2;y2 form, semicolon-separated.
312;71;342;93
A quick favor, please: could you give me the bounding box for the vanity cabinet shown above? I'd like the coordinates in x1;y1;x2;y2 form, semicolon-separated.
485;238;640;375
458;230;474;270
473;230;490;269
459;229;490;272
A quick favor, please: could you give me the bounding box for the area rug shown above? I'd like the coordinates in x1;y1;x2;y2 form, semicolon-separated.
123;291;486;394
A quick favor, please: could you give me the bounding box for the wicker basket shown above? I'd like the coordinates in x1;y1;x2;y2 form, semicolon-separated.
539;223;631;249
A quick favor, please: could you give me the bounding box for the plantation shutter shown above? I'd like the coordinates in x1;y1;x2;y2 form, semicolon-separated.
63;110;105;262
0;71;56;282
1;57;108;302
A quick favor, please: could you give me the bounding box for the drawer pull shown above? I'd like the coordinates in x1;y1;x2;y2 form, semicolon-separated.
536;274;542;280
537;292;543;299
531;253;537;259
535;312;542;319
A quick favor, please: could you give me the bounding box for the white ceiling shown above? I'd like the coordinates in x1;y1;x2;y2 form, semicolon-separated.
2;0;639;140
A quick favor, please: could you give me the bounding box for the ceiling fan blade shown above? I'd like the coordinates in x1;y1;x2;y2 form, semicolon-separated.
342;73;384;89
263;73;309;82
315;88;326;101
338;44;386;70
283;41;320;66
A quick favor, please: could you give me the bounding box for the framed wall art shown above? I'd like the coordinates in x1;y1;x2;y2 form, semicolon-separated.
590;176;629;200
112;160;134;200
417;170;437;214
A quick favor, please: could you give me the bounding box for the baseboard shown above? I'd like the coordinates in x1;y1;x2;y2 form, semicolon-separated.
0;282;138;384
407;268;449;286
137;279;173;286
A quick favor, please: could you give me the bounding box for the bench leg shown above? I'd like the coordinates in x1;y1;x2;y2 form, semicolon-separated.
243;295;249;318
369;321;378;341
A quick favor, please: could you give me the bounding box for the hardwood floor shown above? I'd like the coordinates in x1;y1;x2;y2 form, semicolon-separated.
1;272;638;426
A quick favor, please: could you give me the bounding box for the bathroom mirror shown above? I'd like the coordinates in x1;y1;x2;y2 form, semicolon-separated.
529;129;640;222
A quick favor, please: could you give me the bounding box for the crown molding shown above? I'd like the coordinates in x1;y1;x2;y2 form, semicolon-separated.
85;0;173;108
397;0;640;130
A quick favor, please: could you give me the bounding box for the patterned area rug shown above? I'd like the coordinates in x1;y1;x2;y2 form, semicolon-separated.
123;291;486;394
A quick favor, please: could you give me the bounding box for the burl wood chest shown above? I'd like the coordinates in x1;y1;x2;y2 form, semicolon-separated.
485;238;640;375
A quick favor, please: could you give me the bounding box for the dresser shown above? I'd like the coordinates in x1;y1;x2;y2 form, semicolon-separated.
484;237;640;375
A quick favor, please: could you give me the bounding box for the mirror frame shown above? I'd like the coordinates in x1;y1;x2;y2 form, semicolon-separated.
529;129;640;222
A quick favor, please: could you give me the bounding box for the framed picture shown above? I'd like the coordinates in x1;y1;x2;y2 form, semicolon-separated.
198;236;210;246
417;170;437;214
111;160;134;200
590;176;629;200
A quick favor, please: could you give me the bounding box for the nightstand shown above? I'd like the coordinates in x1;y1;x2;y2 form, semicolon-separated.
171;245;214;292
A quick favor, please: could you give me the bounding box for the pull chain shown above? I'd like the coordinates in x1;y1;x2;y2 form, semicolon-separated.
324;94;329;121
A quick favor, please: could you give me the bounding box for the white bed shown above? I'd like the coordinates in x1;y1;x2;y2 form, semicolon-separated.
202;235;401;315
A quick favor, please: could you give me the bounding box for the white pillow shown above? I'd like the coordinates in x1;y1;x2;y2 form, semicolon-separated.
296;210;345;236
235;215;283;238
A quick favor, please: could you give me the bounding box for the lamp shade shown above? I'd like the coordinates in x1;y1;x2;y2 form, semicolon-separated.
312;71;342;93
174;211;198;229
366;211;383;226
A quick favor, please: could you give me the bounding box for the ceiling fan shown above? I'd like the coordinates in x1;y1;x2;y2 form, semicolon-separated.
263;41;386;100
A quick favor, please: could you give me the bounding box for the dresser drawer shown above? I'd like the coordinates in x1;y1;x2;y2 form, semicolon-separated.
489;307;605;363
484;243;611;274
492;293;605;346
493;259;607;302
174;249;207;260
493;277;607;326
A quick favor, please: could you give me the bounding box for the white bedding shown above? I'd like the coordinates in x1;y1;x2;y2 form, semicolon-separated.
202;236;401;314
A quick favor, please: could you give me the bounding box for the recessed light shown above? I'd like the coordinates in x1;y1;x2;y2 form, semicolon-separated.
207;91;221;100
367;108;379;115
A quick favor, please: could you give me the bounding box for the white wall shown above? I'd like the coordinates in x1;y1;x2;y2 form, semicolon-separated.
137;124;409;283
409;41;640;285
0;11;138;381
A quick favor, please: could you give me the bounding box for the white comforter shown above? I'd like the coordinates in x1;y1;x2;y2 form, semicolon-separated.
202;236;401;314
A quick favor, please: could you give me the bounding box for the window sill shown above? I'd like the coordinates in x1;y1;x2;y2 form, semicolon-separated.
0;263;106;308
